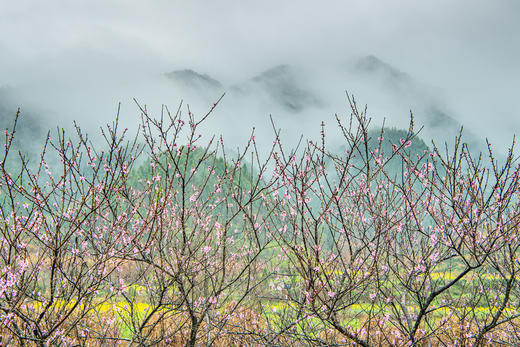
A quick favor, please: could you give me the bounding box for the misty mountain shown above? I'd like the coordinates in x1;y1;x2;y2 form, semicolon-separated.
354;55;416;93
232;65;322;112
164;65;322;113
165;69;223;91
164;69;225;107
348;55;486;153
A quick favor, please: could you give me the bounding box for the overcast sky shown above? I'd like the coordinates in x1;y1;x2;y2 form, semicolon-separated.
1;0;519;151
